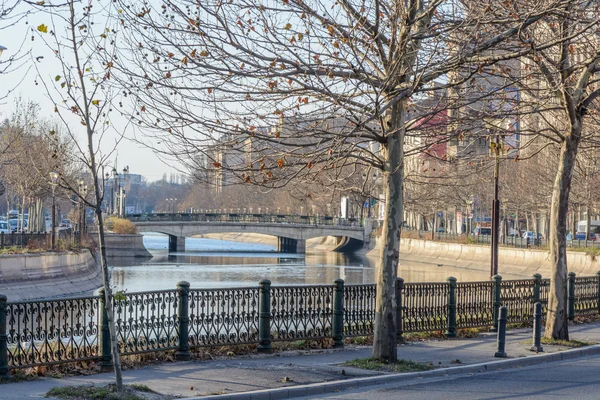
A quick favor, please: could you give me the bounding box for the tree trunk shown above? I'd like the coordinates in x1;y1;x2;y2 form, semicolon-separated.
586;205;591;239
373;102;405;362
546;134;580;340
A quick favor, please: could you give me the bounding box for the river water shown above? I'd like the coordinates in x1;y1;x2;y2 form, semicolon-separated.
108;233;528;292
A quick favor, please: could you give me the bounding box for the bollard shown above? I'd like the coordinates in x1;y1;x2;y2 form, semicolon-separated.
491;275;502;332
98;288;113;371
445;277;457;338
332;279;344;348
257;279;272;353
530;302;543;352
175;281;191;360
494;306;508;358
568;272;576;320
532;273;542;305
395;278;404;341
0;294;8;378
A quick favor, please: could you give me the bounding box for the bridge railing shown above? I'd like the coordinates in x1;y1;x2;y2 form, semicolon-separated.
3;272;599;371
127;212;363;227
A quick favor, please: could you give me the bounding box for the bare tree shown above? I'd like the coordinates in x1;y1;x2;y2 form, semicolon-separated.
114;0;577;360
32;0;125;389
500;4;600;339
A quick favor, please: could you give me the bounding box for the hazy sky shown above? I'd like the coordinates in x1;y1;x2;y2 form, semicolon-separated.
0;5;182;183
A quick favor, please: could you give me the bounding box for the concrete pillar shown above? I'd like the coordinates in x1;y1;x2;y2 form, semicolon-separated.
295;239;306;254
277;237;305;253
168;235;186;252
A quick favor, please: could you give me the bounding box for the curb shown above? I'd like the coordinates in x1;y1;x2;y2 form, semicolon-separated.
190;345;600;400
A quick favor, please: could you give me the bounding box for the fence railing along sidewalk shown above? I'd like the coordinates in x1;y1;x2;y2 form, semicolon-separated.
412;230;600;249
0;231;85;250
1;273;598;374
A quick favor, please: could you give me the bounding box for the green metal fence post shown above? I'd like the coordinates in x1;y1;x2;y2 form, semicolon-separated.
568;272;576;320
532;273;542;304
396;278;404;341
258;279;272;353
445;277;457;337
0;294;8;378
491;275;502;332
596;271;600;314
332;279;344;348
175;281;191;360
98;288;113;371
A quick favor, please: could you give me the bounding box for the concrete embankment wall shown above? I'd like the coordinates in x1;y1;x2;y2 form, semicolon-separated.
103;233;152;257
197;233;343;251
0;250;103;301
366;238;600;277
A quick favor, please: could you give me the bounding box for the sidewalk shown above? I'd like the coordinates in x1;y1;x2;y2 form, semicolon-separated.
3;322;600;400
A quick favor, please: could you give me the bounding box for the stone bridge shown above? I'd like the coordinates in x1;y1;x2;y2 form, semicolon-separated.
127;213;371;253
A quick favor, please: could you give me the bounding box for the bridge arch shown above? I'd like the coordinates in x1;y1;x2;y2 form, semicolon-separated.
133;218;368;253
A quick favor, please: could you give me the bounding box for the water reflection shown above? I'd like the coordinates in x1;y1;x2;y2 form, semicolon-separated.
110;249;376;292
107;235;530;292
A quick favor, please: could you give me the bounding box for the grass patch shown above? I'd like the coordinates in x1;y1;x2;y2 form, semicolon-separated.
128;384;153;393
342;358;435;373
0;369;40;384
540;338;594;348
46;384;159;400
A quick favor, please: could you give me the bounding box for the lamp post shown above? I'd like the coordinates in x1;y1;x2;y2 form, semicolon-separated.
104;172;110;213
82;185;88;233
466;200;473;236
491;135;501;278
78;179;85;233
110;168;118;215
121;166;129;217
0;45;6;58
49;172;59;250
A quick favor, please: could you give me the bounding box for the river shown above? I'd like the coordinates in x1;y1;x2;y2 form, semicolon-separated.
108;234;529;292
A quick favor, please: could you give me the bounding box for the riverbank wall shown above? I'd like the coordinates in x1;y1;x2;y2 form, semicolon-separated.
103;233;152;257
193;231;600;277
364;237;600;277
0;249;103;301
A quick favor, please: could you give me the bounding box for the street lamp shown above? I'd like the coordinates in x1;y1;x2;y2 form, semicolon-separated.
121;166;129;217
78;179;85;233
111;168;118;215
104;172;110;213
466;200;473;236
491;134;501;278
82;185;88;233
0;45;6;58
49;172;59;250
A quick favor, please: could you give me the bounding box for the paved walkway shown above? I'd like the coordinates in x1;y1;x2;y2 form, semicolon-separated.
2;323;600;400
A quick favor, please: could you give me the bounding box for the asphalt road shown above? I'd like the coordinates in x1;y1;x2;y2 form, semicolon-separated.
305;354;600;400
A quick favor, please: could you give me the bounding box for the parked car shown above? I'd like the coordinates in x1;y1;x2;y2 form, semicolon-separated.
575;232;596;241
522;231;543;240
57;219;73;232
436;227;445;233
0;221;8;234
8;219;17;233
473;227;492;235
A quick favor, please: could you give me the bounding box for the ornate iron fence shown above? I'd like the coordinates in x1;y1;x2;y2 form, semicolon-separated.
499;279;538;324
270;285;334;340
3;273;600;372
188;287;259;347
6;296;101;368
455;281;494;328
113;290;179;355
573;275;600;316
402;282;449;332
343;284;376;337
